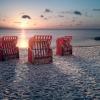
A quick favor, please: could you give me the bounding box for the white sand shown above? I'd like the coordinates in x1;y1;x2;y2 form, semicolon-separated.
0;46;100;100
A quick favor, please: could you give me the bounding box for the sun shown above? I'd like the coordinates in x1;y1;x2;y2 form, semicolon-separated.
20;19;28;29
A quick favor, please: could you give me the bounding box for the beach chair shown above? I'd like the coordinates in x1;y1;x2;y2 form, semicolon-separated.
28;35;52;64
0;36;19;61
56;36;72;56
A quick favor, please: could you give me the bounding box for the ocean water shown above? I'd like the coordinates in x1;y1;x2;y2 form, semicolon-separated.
0;29;100;47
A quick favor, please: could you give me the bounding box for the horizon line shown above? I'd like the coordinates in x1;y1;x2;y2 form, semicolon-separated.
0;27;100;30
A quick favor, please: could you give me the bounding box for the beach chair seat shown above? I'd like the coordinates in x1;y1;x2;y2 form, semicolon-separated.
56;36;72;56
0;36;19;61
28;35;52;64
1;47;19;61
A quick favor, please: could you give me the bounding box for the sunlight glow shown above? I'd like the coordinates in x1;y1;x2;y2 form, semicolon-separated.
17;30;28;48
20;19;28;29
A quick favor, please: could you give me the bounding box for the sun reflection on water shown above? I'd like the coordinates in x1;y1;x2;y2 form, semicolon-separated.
17;30;28;48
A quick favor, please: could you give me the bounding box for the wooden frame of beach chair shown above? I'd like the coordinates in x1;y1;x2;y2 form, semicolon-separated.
0;36;19;61
56;36;72;56
28;35;52;64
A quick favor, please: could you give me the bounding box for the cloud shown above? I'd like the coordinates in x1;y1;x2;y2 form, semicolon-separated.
22;15;31;19
93;9;100;11
44;18;48;20
40;14;48;20
44;9;52;13
40;15;44;18
74;11;82;16
60;11;72;14
58;15;64;18
59;10;82;16
2;19;6;22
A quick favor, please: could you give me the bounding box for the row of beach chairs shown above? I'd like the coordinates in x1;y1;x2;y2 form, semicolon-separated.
0;35;72;64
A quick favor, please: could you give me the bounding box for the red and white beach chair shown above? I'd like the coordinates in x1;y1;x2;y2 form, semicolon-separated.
28;35;52;64
56;36;72;56
0;36;19;61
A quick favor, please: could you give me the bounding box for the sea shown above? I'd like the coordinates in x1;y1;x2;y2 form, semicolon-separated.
0;29;100;48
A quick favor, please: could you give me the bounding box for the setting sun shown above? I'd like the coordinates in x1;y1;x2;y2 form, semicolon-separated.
20;19;28;29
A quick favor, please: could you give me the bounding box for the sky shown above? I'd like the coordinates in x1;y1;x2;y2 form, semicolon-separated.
0;0;100;29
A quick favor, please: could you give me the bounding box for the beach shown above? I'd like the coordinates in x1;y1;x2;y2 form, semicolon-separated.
1;0;100;99
0;46;100;100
